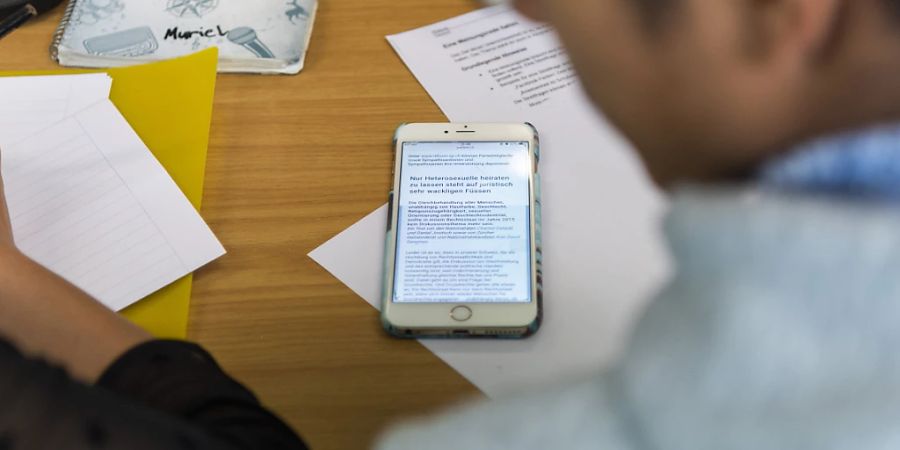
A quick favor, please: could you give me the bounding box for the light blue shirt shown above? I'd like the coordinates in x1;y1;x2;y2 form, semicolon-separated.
377;125;900;450
759;123;900;199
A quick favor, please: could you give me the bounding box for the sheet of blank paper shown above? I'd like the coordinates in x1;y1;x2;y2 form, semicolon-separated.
0;75;224;312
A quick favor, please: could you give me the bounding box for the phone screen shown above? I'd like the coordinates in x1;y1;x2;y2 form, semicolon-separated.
393;141;533;304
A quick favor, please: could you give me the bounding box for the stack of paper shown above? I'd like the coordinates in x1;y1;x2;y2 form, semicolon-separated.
0;73;225;312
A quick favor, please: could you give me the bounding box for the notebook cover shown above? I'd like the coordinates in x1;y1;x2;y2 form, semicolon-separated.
51;0;316;74
0;49;219;338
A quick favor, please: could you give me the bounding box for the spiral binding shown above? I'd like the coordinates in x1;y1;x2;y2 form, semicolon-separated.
49;0;78;62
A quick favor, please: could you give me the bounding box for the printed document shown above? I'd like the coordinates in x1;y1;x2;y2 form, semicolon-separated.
310;6;672;396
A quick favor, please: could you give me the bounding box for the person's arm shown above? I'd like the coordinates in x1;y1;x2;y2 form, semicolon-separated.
0;337;307;450
0;164;150;382
0;159;307;449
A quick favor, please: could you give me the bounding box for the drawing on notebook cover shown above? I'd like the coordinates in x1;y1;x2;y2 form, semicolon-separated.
286;0;310;24
72;0;125;25
84;26;159;57
53;0;318;74
227;27;275;58
166;0;219;18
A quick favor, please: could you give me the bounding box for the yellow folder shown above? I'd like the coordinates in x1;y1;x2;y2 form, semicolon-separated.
0;49;219;338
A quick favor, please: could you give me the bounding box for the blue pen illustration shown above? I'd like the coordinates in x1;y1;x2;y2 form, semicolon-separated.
166;0;218;17
84;26;158;57
227;27;275;59
73;0;124;25
286;0;309;24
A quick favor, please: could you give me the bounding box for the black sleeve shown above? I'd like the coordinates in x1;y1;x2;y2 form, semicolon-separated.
0;338;308;450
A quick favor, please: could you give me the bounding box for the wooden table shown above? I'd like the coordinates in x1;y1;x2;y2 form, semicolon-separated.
0;1;484;448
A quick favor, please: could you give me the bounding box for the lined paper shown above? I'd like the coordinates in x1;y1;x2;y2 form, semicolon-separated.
0;74;112;148
3;100;225;311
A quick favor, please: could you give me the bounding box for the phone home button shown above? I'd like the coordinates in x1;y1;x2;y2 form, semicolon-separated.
450;305;473;322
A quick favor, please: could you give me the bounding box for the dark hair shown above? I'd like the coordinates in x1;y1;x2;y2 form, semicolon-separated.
636;0;900;25
887;0;900;20
633;0;676;29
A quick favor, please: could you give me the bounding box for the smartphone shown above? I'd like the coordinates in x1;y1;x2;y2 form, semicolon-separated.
382;123;542;338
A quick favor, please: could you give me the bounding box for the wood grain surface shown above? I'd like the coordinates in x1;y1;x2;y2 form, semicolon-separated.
0;1;485;449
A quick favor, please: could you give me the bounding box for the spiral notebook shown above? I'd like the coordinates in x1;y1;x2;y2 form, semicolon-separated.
50;0;317;74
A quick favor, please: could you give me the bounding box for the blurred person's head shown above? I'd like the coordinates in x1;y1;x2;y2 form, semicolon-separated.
514;0;900;186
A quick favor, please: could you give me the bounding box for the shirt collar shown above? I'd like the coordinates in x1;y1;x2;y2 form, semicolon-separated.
758;124;900;200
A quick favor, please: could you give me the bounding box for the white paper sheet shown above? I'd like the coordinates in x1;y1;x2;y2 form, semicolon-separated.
310;5;673;396
3;100;225;312
0;74;112;148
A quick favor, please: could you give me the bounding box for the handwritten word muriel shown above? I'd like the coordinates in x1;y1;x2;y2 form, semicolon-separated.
164;26;230;40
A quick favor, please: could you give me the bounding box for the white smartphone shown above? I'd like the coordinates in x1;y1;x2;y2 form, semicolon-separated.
382;123;542;338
